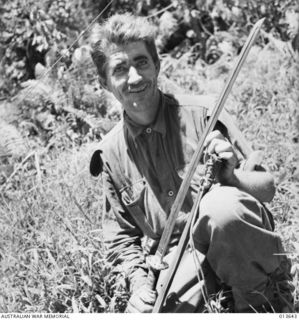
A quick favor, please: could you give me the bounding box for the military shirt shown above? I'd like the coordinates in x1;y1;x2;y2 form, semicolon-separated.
90;91;243;291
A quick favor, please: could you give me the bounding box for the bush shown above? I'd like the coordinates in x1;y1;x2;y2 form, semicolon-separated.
0;0;95;96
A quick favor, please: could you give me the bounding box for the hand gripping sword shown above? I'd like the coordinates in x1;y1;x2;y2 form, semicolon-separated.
145;18;265;312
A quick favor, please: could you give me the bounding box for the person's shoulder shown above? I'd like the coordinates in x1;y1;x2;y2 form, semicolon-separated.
89;121;124;176
164;92;216;111
97;120;124;151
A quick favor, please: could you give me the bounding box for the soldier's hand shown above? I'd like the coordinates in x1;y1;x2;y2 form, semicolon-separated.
125;285;157;313
204;130;238;184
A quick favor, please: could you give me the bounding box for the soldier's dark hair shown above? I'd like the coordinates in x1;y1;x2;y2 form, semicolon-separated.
90;13;159;80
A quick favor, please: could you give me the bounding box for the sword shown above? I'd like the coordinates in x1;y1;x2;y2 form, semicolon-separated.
145;18;265;310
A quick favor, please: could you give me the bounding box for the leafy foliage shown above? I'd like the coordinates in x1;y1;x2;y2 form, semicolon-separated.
0;120;28;158
12;46;119;150
1;0;298;97
1;1;61;90
0;0;97;96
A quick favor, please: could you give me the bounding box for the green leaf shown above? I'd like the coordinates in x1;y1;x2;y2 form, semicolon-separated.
81;272;92;287
72;297;80;313
45;19;54;27
2;32;14;40
37;43;49;52
56;284;75;291
95;295;107;308
15;28;25;35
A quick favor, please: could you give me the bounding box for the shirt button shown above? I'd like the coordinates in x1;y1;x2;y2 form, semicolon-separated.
168;190;174;197
146;127;152;134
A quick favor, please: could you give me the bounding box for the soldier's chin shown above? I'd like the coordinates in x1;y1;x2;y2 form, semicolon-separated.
131;100;146;109
130;94;148;108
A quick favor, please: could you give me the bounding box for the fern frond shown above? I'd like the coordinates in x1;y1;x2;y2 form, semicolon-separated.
62;105;116;134
17;79;52;108
0;120;28;157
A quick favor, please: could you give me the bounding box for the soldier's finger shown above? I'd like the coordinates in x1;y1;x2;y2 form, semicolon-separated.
206;139;232;155
204;130;225;148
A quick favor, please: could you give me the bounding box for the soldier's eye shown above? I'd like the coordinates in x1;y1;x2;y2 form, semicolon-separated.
113;65;127;75
136;59;148;68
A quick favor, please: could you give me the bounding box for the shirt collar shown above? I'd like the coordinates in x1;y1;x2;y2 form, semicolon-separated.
124;91;166;140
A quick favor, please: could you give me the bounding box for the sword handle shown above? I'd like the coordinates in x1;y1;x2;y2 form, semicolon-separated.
202;153;222;189
145;155;220;293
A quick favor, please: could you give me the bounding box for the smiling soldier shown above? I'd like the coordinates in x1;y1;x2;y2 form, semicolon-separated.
89;13;294;313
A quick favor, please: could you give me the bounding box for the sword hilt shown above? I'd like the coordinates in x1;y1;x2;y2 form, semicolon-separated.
145;154;220;292
202;153;222;189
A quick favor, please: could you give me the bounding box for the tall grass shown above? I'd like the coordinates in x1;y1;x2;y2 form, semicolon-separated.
0;44;298;312
0;144;128;312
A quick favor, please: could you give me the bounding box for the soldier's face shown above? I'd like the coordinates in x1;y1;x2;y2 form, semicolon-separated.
101;41;160;125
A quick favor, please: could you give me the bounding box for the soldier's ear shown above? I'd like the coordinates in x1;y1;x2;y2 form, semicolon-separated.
155;59;160;74
90;149;103;176
99;76;110;91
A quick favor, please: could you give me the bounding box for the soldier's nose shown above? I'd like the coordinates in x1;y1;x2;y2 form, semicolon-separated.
127;66;142;85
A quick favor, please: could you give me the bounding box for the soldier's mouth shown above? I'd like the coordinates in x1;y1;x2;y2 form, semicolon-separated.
128;84;148;93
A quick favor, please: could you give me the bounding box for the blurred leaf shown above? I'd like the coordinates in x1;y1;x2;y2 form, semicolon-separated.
95;294;107;308
46;248;59;269
2;31;14;41
293;243;299;255
0;120;28;157
56;284;75;291
81;273;92;287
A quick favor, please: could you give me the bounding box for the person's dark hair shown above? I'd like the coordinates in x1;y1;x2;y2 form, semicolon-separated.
90;13;159;79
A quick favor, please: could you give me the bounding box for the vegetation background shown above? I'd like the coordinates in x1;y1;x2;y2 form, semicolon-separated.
0;0;298;313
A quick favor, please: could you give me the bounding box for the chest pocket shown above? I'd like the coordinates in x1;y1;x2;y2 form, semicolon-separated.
120;178;146;207
119;176;161;240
